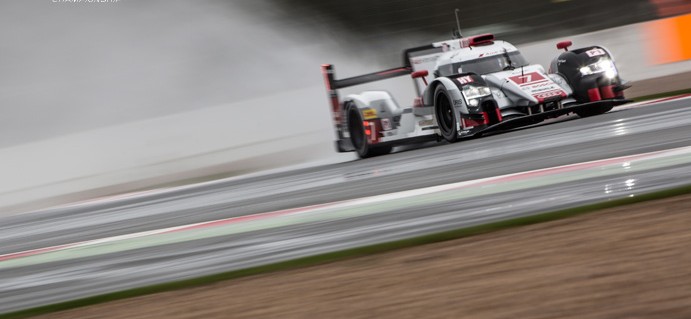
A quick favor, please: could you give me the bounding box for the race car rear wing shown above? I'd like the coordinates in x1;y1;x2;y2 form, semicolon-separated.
321;44;448;152
320;43;441;133
321;64;411;130
322;65;413;90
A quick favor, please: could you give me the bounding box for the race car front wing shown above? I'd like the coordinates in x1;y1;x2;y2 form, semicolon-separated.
462;99;632;137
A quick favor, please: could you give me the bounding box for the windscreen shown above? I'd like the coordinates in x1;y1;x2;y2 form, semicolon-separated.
438;51;529;76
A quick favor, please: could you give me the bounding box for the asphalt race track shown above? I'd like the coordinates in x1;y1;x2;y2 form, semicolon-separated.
2;98;691;314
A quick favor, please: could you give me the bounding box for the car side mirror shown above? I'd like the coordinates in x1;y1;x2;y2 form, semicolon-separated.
411;70;429;86
411;70;429;79
557;40;572;52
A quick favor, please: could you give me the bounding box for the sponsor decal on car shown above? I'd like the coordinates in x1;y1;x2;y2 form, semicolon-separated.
509;72;566;101
411;56;439;64
418;119;434;126
534;90;566;100
381;118;392;131
362;108;378;120
585;48;606;57
478;51;502;58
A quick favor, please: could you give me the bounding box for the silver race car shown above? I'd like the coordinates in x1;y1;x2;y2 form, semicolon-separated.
322;33;631;158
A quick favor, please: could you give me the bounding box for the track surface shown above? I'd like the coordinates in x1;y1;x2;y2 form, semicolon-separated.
2;98;691;313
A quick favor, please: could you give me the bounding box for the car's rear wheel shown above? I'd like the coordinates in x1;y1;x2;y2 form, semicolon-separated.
347;107;392;158
434;85;458;142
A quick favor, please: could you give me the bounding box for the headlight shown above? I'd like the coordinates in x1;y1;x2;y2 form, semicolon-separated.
462;85;491;101
580;59;617;78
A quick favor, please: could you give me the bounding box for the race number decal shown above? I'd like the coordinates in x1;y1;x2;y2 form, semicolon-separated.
508;72;546;85
585;48;606;57
457;76;474;85
514;74;532;83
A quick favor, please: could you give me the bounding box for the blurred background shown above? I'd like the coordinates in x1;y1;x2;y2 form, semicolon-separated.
0;0;690;212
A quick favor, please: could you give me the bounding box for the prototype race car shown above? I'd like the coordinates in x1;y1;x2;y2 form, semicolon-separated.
322;33;631;158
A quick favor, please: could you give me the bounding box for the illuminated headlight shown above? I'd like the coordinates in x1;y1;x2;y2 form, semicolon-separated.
468;99;480;107
580;59;617;78
462;85;491;101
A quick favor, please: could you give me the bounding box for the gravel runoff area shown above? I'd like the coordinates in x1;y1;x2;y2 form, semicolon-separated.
34;193;691;319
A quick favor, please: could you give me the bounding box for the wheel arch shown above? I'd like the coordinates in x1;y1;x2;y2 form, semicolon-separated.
423;77;467;135
422;77;466;112
342;91;395;158
342;91;397;135
344;91;398;116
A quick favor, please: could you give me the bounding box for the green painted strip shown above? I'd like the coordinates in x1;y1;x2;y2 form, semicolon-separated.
632;88;691;102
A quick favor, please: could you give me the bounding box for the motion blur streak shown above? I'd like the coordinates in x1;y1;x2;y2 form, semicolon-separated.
645;13;691;64
1;1;690;214
0;0;380;213
0;1;339;145
1;98;691;313
649;0;691;17
1;144;689;270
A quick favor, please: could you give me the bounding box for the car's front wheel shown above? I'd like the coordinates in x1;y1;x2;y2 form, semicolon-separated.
434;85;459;143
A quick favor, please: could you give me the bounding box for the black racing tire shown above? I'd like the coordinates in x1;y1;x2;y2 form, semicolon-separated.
347;107;392;158
574;105;613;118
434;85;459;143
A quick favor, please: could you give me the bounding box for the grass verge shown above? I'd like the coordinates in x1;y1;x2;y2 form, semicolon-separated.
3;184;691;319
631;88;691;102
